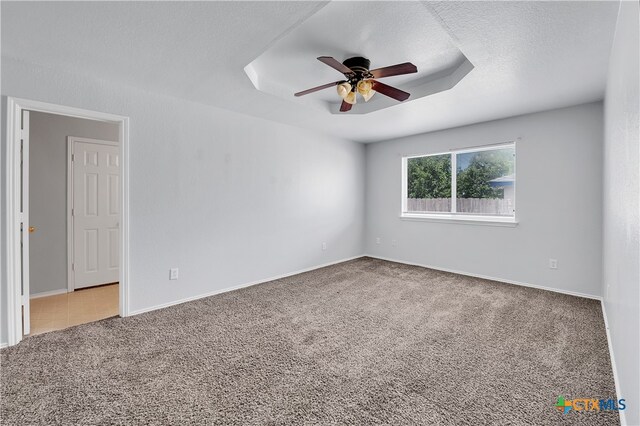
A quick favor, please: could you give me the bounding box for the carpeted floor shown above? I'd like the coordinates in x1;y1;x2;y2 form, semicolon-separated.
1;257;618;425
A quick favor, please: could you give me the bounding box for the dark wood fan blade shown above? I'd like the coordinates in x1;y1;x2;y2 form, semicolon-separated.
318;56;354;75
339;100;352;112
294;81;344;97
371;80;411;102
369;62;417;79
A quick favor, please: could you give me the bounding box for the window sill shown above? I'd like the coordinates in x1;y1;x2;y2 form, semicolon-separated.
400;213;518;227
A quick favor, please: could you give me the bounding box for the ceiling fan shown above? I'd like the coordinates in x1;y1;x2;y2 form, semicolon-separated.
294;56;417;112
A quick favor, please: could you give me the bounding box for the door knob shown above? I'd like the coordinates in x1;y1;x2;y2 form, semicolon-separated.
29;226;36;233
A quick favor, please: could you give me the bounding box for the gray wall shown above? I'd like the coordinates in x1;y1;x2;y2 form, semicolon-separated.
29;111;119;295
365;102;604;298
1;56;366;344
603;1;639;424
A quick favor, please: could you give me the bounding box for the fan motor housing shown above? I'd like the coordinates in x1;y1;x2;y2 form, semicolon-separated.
342;57;371;76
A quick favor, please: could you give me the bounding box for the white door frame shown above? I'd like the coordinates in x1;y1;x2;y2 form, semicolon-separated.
21;111;31;336
5;97;130;346
67;136;120;293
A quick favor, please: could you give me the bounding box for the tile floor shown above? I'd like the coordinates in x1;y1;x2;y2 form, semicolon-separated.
28;283;119;336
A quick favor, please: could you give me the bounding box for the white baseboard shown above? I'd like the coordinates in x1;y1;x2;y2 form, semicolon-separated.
131;253;601;317
129;255;366;316
363;254;602;301
0;342;8;349
601;300;626;425
30;288;68;299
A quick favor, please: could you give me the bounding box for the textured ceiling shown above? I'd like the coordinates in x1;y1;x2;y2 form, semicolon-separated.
0;1;620;142
245;1;473;114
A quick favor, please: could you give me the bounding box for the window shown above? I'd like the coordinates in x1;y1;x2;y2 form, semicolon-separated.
402;143;515;220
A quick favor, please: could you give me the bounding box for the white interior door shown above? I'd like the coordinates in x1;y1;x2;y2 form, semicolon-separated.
21;110;31;335
71;138;120;289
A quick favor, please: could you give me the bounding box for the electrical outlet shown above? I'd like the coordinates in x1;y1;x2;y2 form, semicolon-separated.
169;268;179;280
548;259;558;270
392;239;397;247
322;242;327;251
376;237;381;244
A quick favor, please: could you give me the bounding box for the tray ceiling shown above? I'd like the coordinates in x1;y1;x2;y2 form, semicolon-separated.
245;1;473;114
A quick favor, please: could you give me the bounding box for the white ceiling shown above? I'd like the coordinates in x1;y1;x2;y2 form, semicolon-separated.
245;1;473;114
1;1;620;143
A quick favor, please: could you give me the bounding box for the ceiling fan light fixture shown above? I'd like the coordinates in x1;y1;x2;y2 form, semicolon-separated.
344;91;357;105
357;79;372;93
295;56;417;112
358;79;375;102
362;90;376;102
336;82;352;99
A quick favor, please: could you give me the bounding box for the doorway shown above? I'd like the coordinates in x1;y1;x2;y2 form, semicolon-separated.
28;116;120;335
5;98;130;346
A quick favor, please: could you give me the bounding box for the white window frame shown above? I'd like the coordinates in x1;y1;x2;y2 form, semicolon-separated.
400;142;517;226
